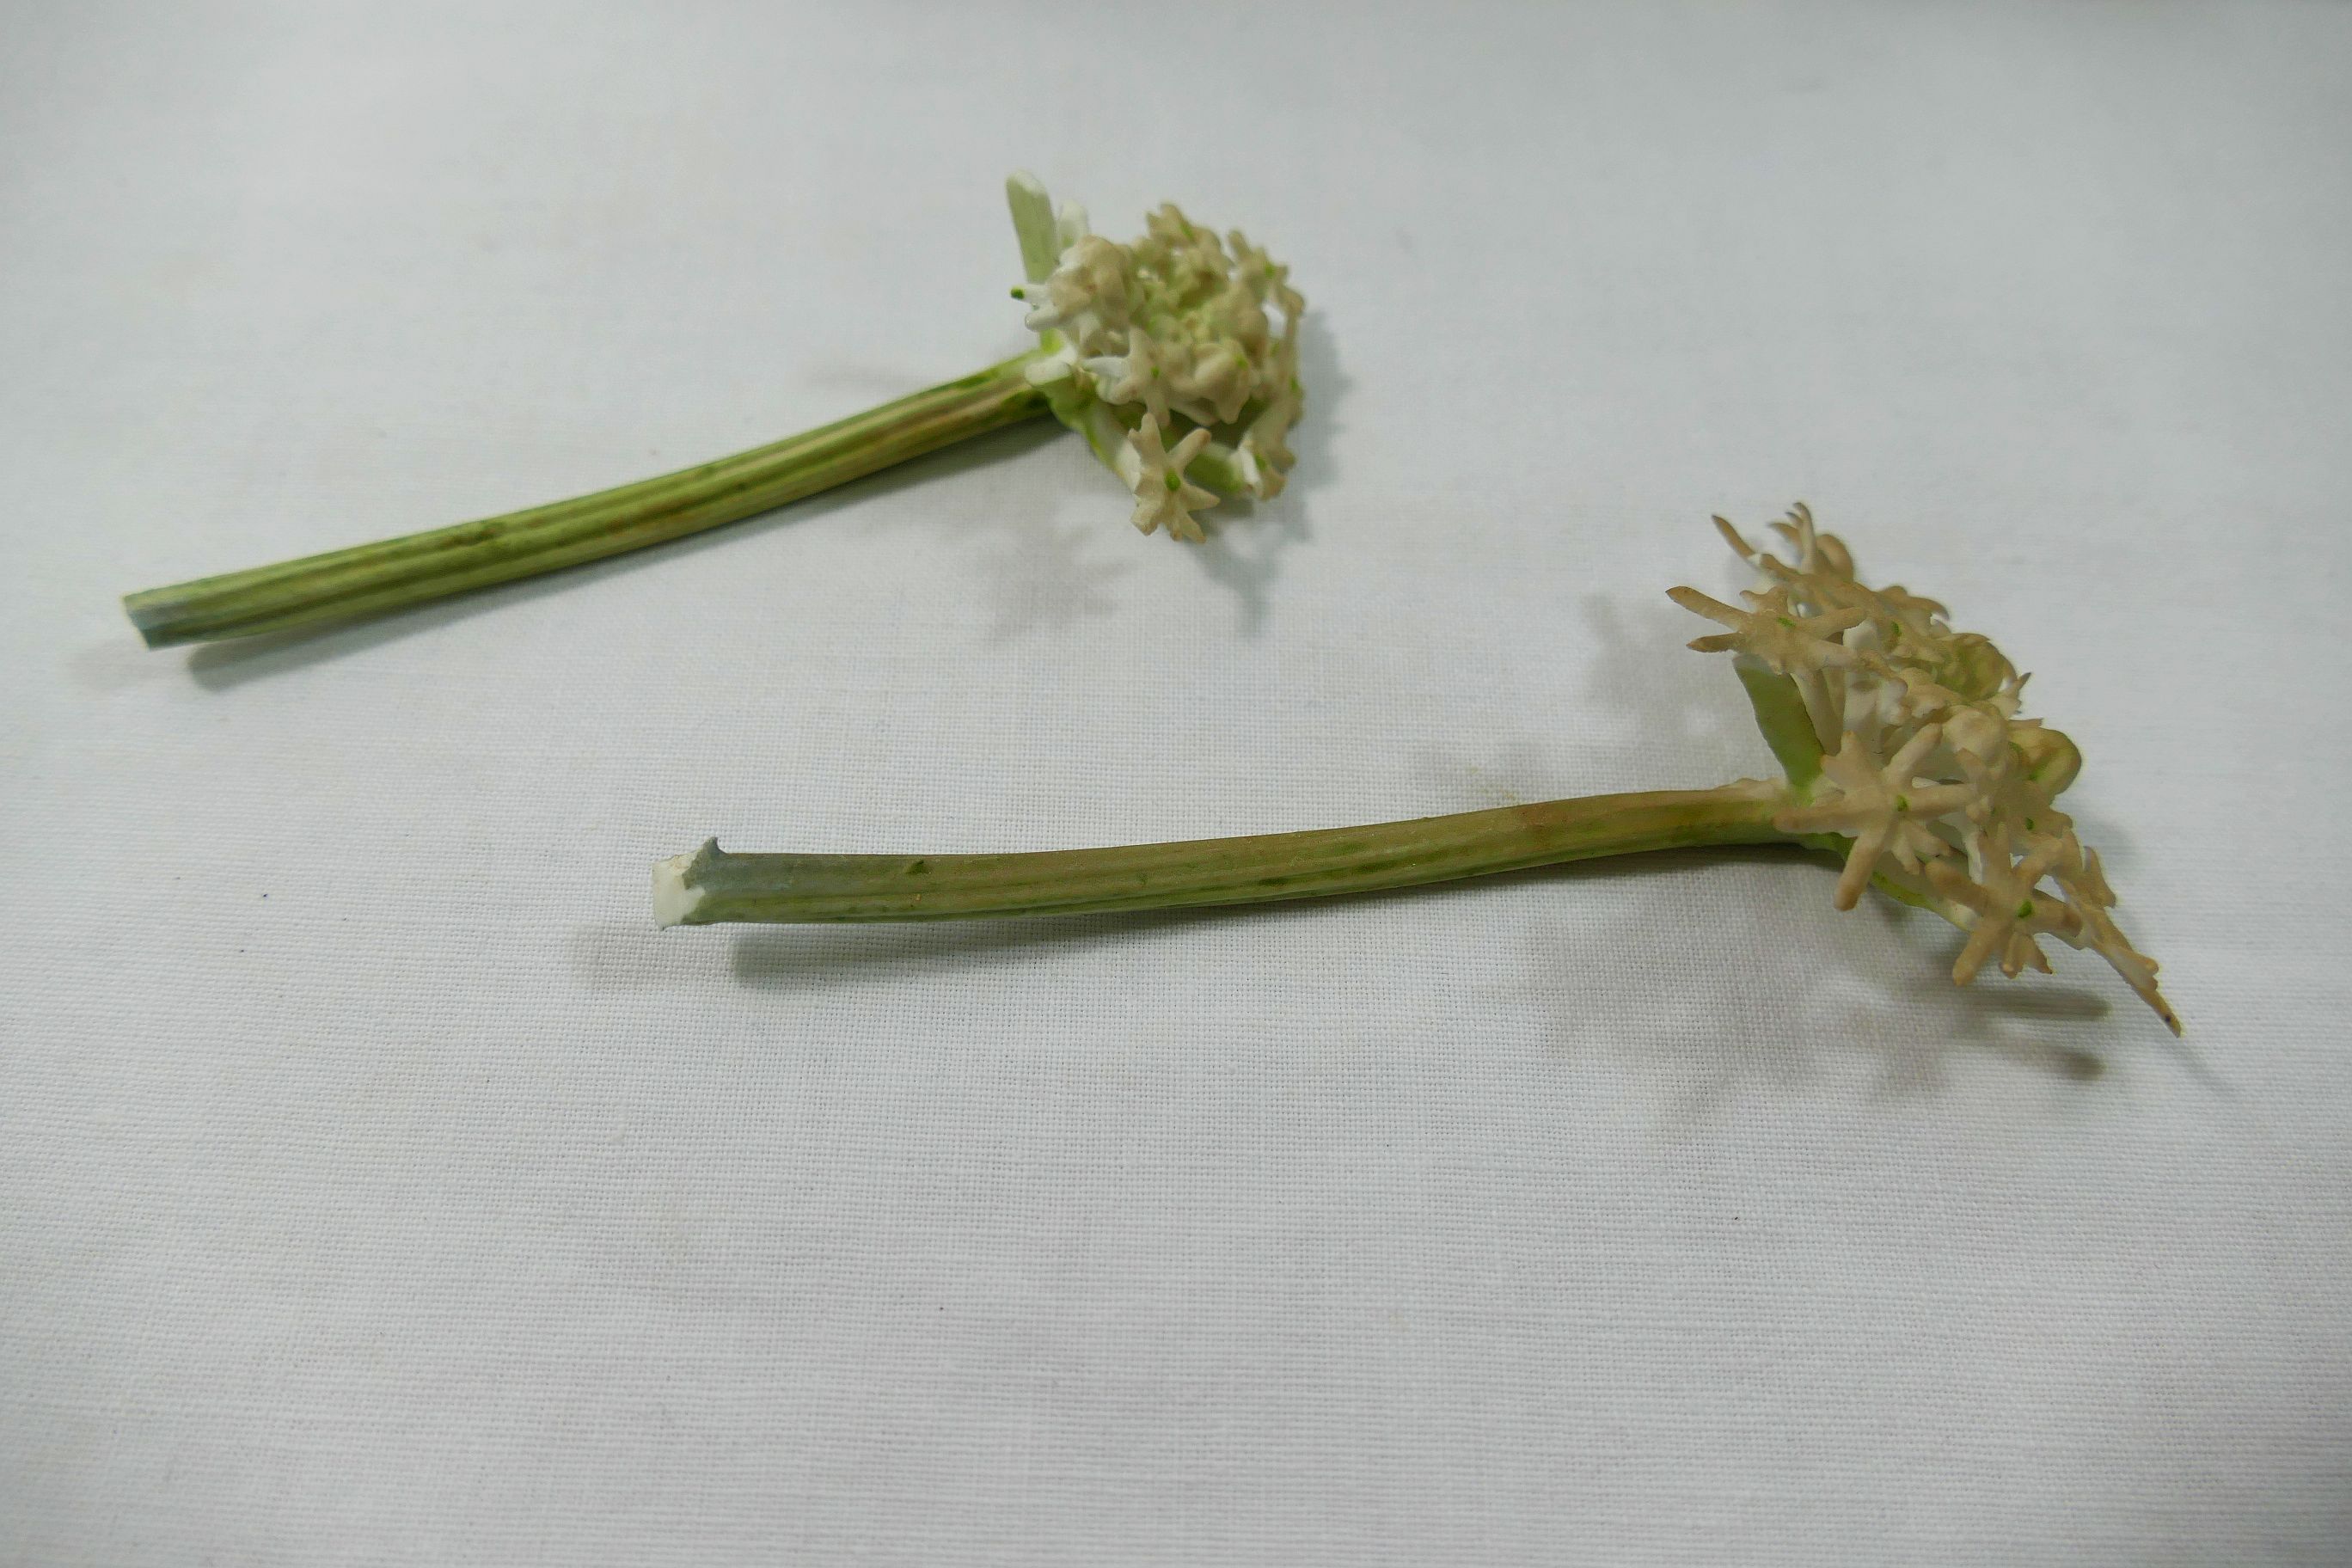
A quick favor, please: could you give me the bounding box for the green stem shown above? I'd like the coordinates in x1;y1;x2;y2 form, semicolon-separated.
1732;656;1826;791
655;782;1801;926
123;351;1052;647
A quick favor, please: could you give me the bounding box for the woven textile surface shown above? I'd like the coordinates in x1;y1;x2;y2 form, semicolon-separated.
5;3;2349;1562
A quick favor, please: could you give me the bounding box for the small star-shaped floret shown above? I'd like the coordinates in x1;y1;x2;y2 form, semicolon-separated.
1228;230;1298;315
2049;845;2181;1034
1934;632;2019;707
1842;662;1946;735
1776;726;1975;909
1142;203;1204;255
1205;280;1271;354
2052;837;2110;906
1172;340;1253;426
1135;205;1229;306
1712;513;1829;601
1021;235;1130;352
1956;736;2073;842
1668;585;1865;676
1939;704;2007;763
1716;511;1949;666
1767;502;1853;579
1871;581;1950;645
1083;333;1171;427
1124;415;1218;542
1926;825;2083;985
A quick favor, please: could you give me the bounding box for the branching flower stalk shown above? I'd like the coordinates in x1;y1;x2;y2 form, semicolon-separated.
655;509;2179;1034
121;174;1303;647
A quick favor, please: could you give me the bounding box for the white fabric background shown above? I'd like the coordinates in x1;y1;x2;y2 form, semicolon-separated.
5;2;2349;1562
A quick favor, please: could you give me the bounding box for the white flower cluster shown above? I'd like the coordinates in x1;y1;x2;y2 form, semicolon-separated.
1671;506;2178;1032
1006;173;1303;542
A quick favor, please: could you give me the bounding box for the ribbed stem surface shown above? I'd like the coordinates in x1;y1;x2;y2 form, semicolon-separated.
657;784;1798;926
124;352;1050;646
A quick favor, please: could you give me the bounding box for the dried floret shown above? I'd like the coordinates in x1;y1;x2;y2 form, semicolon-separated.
1928;824;2080;983
1119;415;1218;542
1083;334;1173;429
1667;585;1866;673
1775;727;1973;910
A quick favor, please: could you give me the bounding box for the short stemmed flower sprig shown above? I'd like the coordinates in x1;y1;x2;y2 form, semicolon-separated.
121;174;1306;647
656;507;2178;1036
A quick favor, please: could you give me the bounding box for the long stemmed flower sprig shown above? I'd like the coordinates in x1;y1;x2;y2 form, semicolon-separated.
120;174;1304;647
655;508;2178;1035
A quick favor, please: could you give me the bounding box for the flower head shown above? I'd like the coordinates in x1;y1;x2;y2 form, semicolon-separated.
1674;507;2179;1032
1005;171;1305;530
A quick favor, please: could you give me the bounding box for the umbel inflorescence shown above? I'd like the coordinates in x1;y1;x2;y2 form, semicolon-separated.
1007;172;1303;541
1671;505;2177;1032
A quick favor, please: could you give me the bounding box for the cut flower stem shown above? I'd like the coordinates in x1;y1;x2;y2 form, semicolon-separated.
123;352;1048;647
124;171;1309;647
658;510;2181;1035
653;785;1793;927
